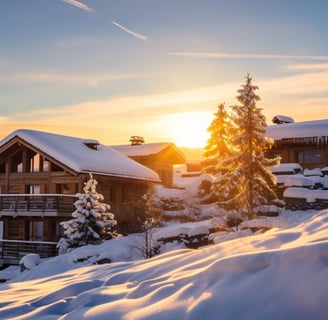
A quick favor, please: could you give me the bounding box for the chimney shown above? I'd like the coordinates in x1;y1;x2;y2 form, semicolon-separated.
129;136;145;146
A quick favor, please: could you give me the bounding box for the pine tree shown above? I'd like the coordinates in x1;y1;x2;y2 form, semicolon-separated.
199;103;235;204
228;73;280;217
203;103;234;174
57;174;117;254
202;73;280;219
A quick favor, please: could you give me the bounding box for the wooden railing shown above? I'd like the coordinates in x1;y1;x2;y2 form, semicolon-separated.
0;194;77;214
0;239;58;266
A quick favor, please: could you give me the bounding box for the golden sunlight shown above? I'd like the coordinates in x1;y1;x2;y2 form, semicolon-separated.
167;111;212;148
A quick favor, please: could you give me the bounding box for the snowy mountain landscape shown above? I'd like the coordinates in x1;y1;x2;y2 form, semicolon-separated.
1;200;328;319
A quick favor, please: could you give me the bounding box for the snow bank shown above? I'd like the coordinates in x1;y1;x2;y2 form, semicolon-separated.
1;210;328;319
283;175;314;187
284;187;328;202
303;168;323;177
19;254;41;271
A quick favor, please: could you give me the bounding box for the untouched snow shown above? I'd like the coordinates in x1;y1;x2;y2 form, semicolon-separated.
1;210;328;319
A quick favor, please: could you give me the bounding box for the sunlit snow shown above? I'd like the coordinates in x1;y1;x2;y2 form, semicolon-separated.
1;209;328;319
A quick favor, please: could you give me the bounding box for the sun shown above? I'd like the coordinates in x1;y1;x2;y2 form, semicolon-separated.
167;111;212;148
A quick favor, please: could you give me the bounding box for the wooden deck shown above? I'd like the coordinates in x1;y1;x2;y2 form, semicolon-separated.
0;239;58;267
0;194;77;216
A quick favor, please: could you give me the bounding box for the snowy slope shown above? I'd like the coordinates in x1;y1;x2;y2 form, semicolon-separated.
1;210;328;319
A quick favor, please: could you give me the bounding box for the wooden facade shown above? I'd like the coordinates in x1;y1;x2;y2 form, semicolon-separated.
112;142;186;187
0;130;160;242
267;120;328;169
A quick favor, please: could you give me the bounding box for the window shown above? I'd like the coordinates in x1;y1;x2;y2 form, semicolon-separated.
43;158;50;172
29;221;43;241
0;221;3;239
29;153;40;172
11;152;23;173
28;185;41;194
297;150;321;164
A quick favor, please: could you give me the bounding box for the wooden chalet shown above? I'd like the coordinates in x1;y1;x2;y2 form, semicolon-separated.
267;119;328;169
0;129;160;246
112;136;186;187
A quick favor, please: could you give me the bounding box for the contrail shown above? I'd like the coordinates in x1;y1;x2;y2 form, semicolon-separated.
111;20;148;40
61;0;148;40
62;0;95;12
169;52;328;61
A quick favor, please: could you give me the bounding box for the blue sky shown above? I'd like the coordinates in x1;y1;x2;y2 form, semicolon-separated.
1;0;327;147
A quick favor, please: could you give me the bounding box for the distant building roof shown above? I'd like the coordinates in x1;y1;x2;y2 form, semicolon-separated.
272;115;294;124
267;119;328;140
0;129;160;182
112;142;186;162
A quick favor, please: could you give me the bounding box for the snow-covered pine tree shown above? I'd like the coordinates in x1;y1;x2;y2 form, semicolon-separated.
225;73;280;218
57;174;117;254
199;103;236;204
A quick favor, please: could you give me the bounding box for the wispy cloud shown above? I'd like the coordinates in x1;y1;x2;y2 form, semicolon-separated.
169;52;328;61
111;20;148;41
286;63;328;71
0;72;140;86
62;0;95;12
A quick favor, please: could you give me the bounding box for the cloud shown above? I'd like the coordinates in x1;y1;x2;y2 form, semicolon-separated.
0;72;140;86
169;52;328;61
62;0;95;12
286;63;328;71
111;20;148;41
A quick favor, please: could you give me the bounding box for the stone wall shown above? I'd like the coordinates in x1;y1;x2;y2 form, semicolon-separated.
284;197;328;211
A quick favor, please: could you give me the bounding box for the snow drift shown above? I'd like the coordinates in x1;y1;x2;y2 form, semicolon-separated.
1;210;328;319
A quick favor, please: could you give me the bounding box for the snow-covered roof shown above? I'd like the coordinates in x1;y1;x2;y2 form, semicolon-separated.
0;129;160;182
272;115;294;124
267;119;328;140
112;142;186;161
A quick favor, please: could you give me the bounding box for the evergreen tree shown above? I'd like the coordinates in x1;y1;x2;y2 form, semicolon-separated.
229;73;280;217
203;103;234;174
57;174;117;254
199;102;236;204
203;73;280;219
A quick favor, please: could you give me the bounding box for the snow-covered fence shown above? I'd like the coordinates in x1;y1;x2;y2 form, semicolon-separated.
284;188;328;211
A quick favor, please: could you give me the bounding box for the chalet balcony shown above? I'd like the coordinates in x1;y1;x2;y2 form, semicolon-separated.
0;194;77;217
0;239;58;267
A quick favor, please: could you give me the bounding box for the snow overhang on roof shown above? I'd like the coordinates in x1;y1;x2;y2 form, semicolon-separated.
0;129;160;182
267;119;328;140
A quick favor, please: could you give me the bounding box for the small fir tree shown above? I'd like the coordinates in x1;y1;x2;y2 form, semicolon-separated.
203;103;235;174
57;174;117;254
199;103;236;203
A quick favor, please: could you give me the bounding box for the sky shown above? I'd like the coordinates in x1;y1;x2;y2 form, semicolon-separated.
1;0;328;148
